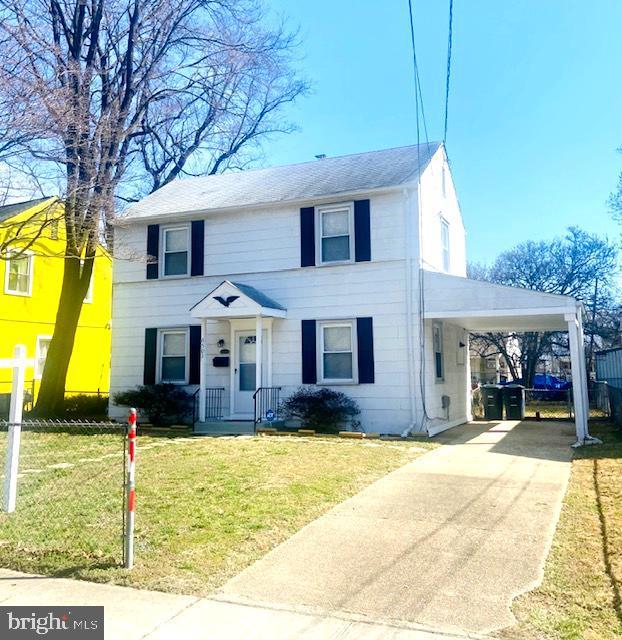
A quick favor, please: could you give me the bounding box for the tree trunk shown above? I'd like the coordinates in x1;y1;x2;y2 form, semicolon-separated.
32;256;92;417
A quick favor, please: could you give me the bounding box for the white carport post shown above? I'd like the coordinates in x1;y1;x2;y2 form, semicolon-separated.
566;309;600;447
198;319;207;422
255;316;263;394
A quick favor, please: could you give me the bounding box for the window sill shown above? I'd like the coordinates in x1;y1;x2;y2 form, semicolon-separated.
4;289;32;297
159;273;190;280
316;259;355;267
316;379;358;386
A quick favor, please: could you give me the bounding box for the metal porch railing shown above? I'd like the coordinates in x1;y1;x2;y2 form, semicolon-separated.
253;387;281;433
192;387;225;427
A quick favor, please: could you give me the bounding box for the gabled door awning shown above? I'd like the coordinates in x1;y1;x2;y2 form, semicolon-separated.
190;280;287;319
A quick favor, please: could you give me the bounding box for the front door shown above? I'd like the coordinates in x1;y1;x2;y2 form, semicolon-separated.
233;331;267;416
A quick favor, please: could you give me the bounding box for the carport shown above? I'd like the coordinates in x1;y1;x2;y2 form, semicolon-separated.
423;270;598;446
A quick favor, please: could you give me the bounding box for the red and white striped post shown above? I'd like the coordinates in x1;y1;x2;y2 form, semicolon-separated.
124;408;137;569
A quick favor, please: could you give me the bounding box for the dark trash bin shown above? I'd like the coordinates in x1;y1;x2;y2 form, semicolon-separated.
503;384;525;420
481;385;504;420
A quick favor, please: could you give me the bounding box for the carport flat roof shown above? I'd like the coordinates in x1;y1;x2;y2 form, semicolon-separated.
423;270;580;331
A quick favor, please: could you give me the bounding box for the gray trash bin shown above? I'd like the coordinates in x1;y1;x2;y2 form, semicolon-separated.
481;385;504;420
503;384;525;420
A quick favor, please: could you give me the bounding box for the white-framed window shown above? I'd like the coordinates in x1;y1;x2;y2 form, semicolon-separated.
433;322;444;382
316;203;354;264
49;218;59;240
317;320;358;384
158;328;189;384
35;335;52;379
80;259;94;303
440;218;450;272
161;225;190;277
4;251;34;296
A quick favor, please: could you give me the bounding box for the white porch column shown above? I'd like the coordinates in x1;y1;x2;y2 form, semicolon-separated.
567;311;592;446
199;319;207;422
464;332;473;420
255;315;263;392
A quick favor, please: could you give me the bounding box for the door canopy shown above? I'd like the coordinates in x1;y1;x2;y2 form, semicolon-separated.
190;280;287;319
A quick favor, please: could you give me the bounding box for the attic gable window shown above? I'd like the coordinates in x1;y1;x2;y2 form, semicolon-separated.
317;204;354;264
440;218;450;272
161;225;189;277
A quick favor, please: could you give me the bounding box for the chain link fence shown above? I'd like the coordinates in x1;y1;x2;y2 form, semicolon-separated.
0;420;127;575
607;384;622;428
472;382;611;421
524;389;573;419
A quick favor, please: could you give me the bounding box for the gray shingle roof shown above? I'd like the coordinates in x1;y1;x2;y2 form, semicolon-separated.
231;282;286;311
122;142;441;221
0;197;54;223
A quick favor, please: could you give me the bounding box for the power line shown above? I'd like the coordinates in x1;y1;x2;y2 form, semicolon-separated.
406;0;429;147
443;0;454;143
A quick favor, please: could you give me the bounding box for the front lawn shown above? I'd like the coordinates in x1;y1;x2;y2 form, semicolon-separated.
506;420;622;640
0;432;434;595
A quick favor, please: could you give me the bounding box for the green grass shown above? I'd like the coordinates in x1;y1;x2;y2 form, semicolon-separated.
505;420;622;640
0;432;434;595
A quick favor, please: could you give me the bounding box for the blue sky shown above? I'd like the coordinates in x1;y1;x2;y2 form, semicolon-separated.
265;0;622;264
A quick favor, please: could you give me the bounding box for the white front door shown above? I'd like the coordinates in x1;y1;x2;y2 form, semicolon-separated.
233;330;267;416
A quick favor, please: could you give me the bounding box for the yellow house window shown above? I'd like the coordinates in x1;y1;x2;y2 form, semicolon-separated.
5;252;33;296
80;259;94;303
35;336;52;379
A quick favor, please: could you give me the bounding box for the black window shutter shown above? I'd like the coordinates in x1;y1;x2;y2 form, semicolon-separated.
300;207;316;267
146;225;159;279
357;317;375;383
301;319;317;384
190;220;205;276
354;199;371;262
144;328;158;384
189;325;201;384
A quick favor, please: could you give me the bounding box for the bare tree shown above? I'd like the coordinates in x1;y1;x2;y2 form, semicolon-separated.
0;0;306;415
468;227;619;386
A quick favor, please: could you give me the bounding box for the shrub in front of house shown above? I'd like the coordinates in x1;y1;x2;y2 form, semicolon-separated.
113;384;193;427
280;387;361;434
63;394;109;420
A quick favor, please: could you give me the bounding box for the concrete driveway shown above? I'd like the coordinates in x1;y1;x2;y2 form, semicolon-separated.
218;420;574;636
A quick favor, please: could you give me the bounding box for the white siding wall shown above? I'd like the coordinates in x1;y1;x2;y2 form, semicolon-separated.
113;191;407;284
418;150;466;277
421;321;470;429
111;191;417;433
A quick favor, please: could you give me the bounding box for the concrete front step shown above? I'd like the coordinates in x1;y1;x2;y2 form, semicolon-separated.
193;421;254;436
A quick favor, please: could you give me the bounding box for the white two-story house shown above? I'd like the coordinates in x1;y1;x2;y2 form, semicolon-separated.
110;142;593;444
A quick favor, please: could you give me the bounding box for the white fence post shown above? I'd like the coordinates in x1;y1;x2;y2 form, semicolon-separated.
3;345;27;513
124;408;137;569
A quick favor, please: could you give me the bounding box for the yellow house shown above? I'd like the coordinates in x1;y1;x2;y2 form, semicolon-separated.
0;197;111;401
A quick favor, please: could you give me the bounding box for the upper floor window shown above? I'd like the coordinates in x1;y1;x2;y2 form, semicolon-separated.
440;218;450;272
4;251;33;296
317;204;354;264
433;322;444;382
158;328;188;384
161;225;189;277
49;218;59;240
317;320;358;384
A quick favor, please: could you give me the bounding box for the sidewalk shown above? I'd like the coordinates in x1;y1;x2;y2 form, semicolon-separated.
0;569;481;640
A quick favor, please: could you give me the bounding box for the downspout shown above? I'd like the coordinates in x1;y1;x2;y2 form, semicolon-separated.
402;187;418;436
